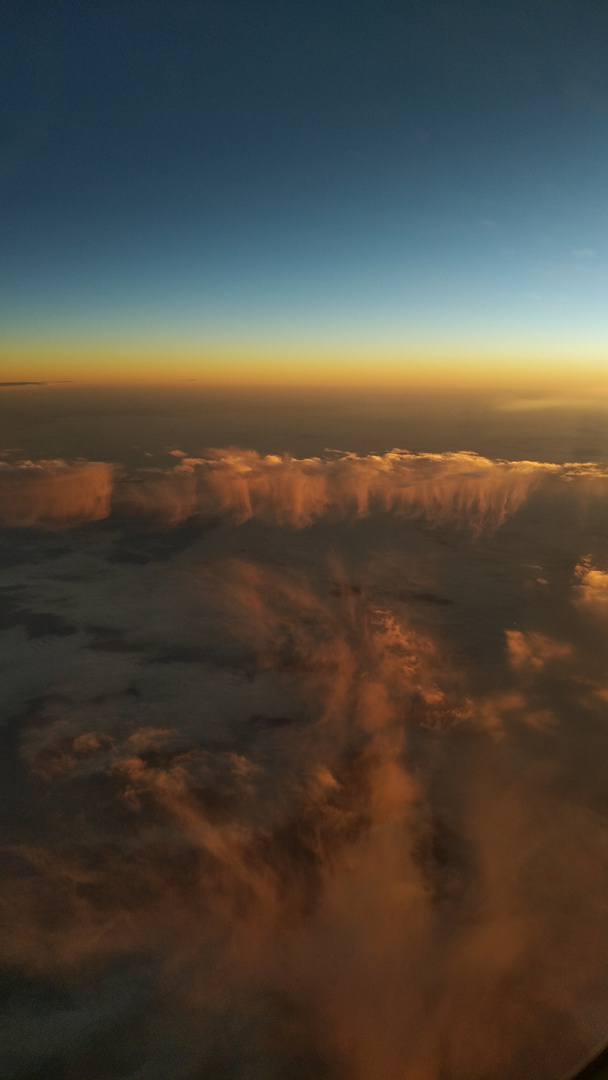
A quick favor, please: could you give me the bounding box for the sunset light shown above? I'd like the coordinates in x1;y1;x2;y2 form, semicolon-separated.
2;3;608;1079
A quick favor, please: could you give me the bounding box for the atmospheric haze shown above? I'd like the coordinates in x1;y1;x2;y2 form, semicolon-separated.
2;386;608;1080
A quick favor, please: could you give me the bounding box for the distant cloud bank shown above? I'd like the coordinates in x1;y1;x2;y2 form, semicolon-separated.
1;448;607;533
0;460;115;528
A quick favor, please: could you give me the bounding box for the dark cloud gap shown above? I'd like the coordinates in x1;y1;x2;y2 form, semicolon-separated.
250;714;297;729
151;646;208;665
105;549;152;565
403;590;454;606
85;632;150;654
0;594;77;638
330;580;361;596
0;541;45;569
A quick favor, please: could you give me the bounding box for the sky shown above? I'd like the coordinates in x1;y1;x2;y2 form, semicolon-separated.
2;0;608;385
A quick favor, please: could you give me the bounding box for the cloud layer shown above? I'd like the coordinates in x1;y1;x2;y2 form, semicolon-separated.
3;438;608;1079
3;554;608;1080
3;448;604;533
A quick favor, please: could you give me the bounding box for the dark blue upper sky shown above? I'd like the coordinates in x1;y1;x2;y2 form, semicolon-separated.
2;0;608;377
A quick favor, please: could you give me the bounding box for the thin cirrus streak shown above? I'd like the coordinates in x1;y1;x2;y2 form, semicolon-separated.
2;448;605;532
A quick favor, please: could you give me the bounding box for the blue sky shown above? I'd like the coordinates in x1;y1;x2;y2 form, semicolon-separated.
2;0;608;378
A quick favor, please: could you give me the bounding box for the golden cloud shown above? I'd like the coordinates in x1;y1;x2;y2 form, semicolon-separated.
3;449;598;533
0;459;115;528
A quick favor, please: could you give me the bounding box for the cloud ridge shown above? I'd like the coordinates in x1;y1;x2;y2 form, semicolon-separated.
3;448;599;533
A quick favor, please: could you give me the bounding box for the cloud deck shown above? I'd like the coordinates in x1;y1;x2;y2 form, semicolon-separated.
1;447;608;1079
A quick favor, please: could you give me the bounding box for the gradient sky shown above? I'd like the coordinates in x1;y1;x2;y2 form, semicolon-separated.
2;0;608;384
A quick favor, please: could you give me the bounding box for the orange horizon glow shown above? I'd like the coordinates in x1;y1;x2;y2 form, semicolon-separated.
2;338;608;392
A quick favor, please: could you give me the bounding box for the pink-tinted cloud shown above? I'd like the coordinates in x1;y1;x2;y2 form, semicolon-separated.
506;630;573;672
167;448;549;532
0;459;115;528
0;449;576;532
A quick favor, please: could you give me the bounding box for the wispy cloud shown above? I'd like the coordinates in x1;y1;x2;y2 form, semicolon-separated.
506;630;572;672
0;460;115;528
3;449;599;534
4;563;608;1079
